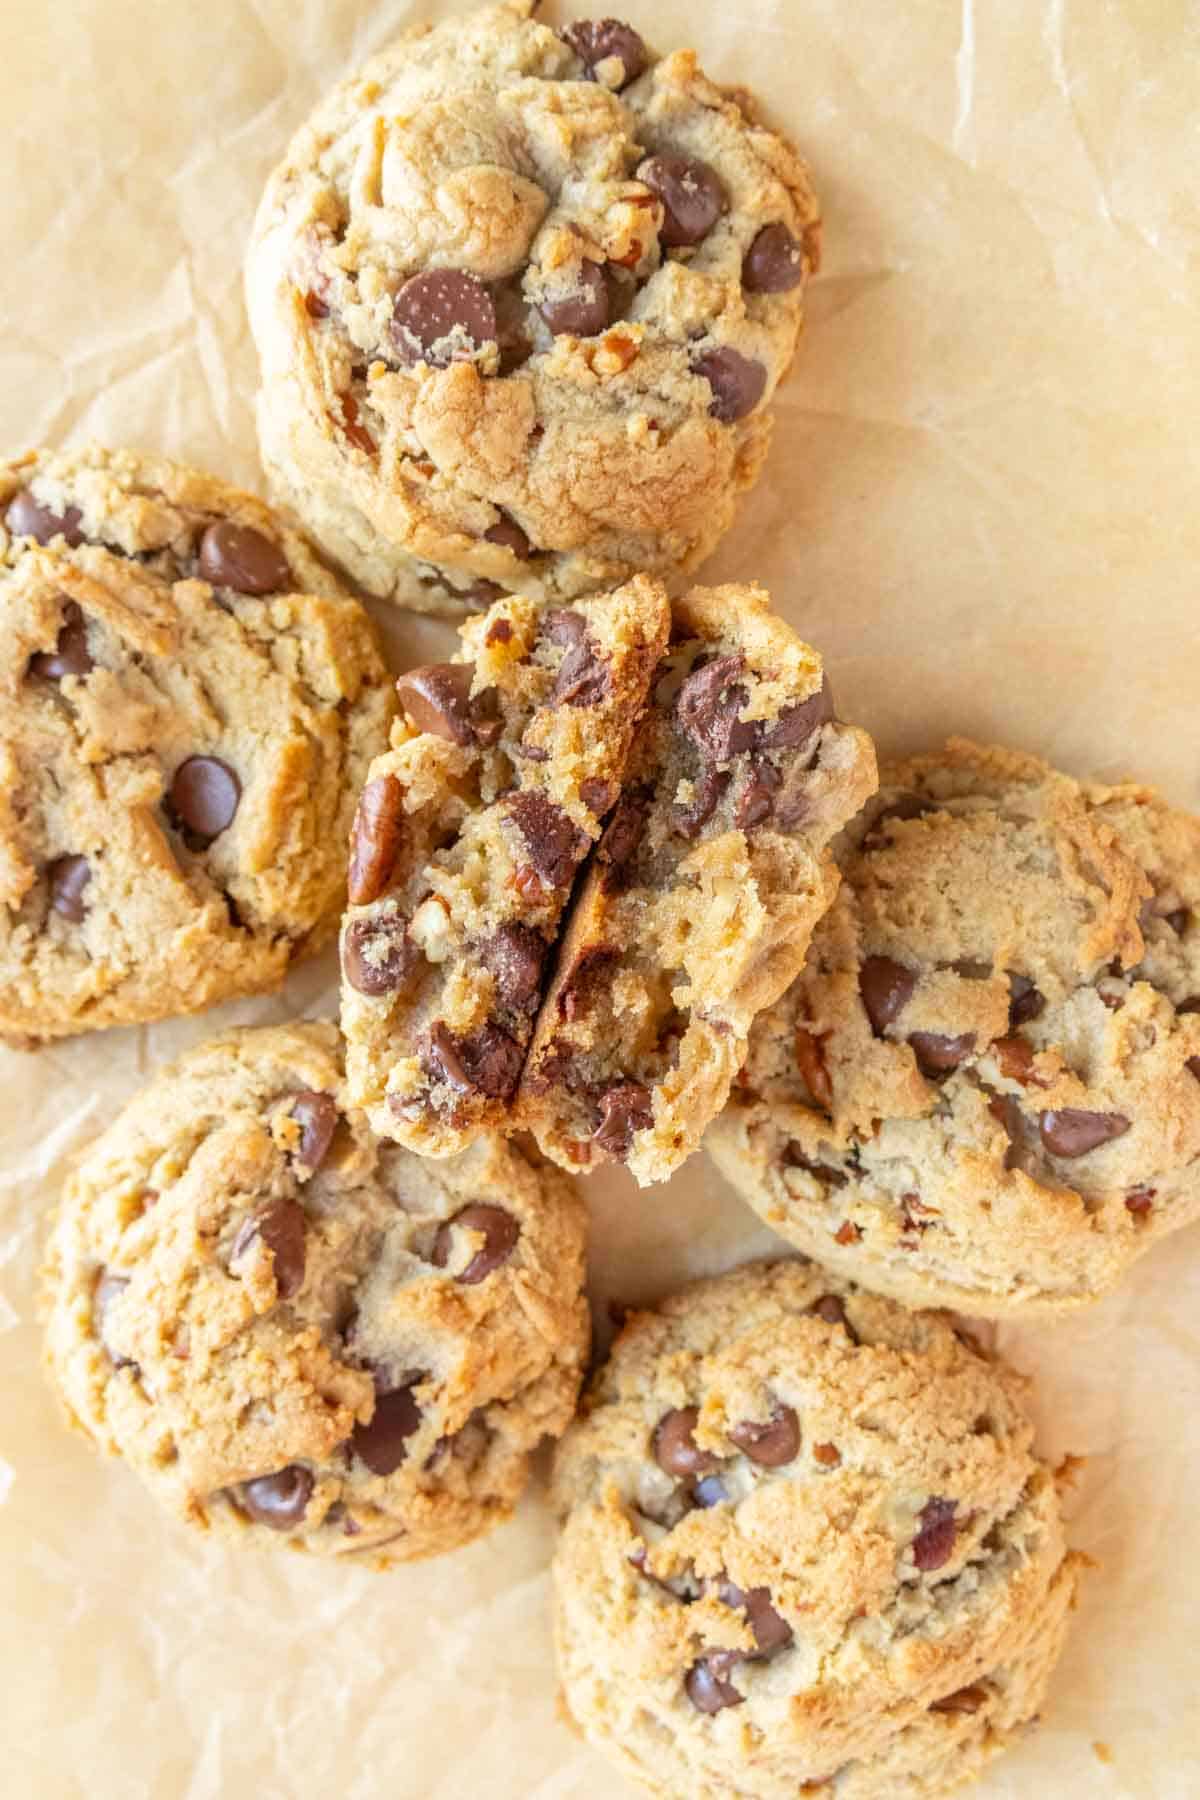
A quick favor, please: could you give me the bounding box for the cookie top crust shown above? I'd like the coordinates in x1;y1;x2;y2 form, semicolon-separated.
0;444;395;1043
706;739;1200;1315
42;1022;589;1562
246;0;820;614
552;1259;1080;1800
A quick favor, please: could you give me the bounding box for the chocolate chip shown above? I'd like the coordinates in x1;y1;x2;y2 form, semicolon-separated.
539;259;610;337
674;766;730;839
241;1465;313;1530
931;1684;988;1716
6;488;83;546
913;1497;958;1571
561;18;647;88
288;1090;339;1171
861;794;932;852
735;759;782;829
431;1203;519;1284
395;663;476;745
1039;1108;1131;1158
988;1093;1029;1172
558;945;619;1023
347;774;404;906
233;1197;307;1300
341;916;416;995
352;1382;422;1476
692;347;767;423
859;956;916;1034
198;520;290;594
169;757;241;846
1008;973;1045;1027
743;221;806;293
729;1403;800;1468
391;270;496;366
908;1031;975;1077
1179;997;1200;1014
760;675;835;750
479;922;546;1012
94;1271;133;1367
598;792;646;881
674;654;756;762
29;601;93;679
638;154;725;248
685;1658;743;1714
506;790;589;888
544;611;610;706
809;1294;858;1341
484;515;532;559
653;1405;720;1478
692;1475;727;1508
592;1080;654;1159
717;1581;794;1656
47;854;92;922
426;1021;523;1099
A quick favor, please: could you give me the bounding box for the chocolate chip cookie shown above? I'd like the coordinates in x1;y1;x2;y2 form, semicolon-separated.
246;0;820;615
552;1259;1081;1800
0;445;394;1045
340;574;670;1155
41;1022;589;1561
707;740;1200;1315
516;584;877;1185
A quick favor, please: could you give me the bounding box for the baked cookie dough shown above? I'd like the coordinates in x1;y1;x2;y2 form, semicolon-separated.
552;1260;1081;1800
340;574;670;1154
42;1022;589;1561
0;445;394;1045
517;584;877;1185
246;0;820;615
707;740;1200;1315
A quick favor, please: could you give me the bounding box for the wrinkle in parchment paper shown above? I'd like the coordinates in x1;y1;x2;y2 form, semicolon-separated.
2;3;1199;1797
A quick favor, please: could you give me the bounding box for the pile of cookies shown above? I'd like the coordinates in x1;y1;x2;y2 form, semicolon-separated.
8;5;1197;1797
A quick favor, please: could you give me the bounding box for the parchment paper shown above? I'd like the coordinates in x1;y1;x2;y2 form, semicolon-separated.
2;2;1198;1795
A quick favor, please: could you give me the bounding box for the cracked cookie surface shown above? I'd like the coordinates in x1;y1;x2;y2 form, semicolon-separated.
0;445;394;1045
517;583;877;1185
551;1259;1080;1800
41;1022;589;1561
706;740;1200;1315
246;0;820;615
339;574;670;1154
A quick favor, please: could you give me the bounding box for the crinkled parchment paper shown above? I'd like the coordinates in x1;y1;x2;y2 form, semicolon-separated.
2;2;1198;1795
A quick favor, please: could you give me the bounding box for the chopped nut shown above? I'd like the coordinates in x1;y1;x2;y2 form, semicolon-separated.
794;1027;833;1111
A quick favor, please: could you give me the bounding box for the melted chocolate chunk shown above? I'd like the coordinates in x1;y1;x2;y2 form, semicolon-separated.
539;259;610;337
47;854;92;922
561;18;648;88
674;654;755;762
351;1382;422;1476
242;1465;313;1530
716;1580;794;1656
638;154;725;247
1008;973;1045;1027
484;515;532;559
29;601;93;679
395;663;485;746
728;1403;800;1467
506;790;589;888
809;1293;858;1342
760;674;835;749
743;221;806;293
685;1658;743;1714
341;916;417;996
859;956;917;1034
735;759;782;829
232;1197;307;1300
592;1080;654;1158
426;1021;523;1099
431;1203;519;1285
6;488;84;546
198;520;290;594
544;610;610;706
598;792;647;882
391;270;496;366
653;1406;720;1478
908;1031;975;1077
673;766;730;839
692;347;766;422
479;922;546;1012
288;1090;339;1171
1039;1108;1131;1158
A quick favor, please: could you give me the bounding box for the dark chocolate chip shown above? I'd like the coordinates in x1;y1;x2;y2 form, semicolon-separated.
692;347;767;422
431;1203;519;1284
198;520;290;595
598;792;647;879
638;154;725;248
743;221;806;293
1008;973;1045;1027
169;756;241;846
685;1658;743;1714
653;1405;720;1478
241;1465;313;1530
1039;1108;1131;1158
912;1496;958;1571
908;1031;975;1077
674;766;730;840
592;1080;654;1158
931;1684;989;1716
674;653;756;762
809;1293;858;1341
479;922;547;1012
544;611;610;706
29;601;93;679
728;1403;800;1468
391;270;496;366
426;1020;524;1099
341;916;416;995
1179;996;1200;1013
484;515;532;559
47;854;92;922
233;1197;307;1300
506;789;589;888
539;259;610;337
347;774;404;906
288;1090;339;1171
6;488;84;546
861;794;932;852
395;663;475;745
759;674;835;750
717;1580;794;1656
561;18;647;87
94;1271;133;1367
735;759;782;829
988;1093;1029;1172
352;1382;422;1476
558;945;620;1023
859;956;917;1034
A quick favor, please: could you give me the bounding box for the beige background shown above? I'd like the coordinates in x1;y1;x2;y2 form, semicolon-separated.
2;1;1199;1795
